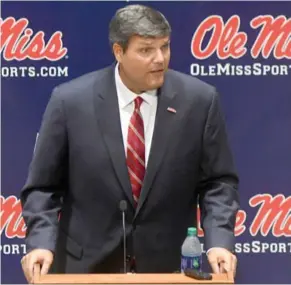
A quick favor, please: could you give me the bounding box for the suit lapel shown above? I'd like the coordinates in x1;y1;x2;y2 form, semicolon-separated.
93;66;135;207
134;75;177;219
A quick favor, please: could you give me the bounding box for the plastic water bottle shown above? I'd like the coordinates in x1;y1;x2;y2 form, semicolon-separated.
181;227;202;272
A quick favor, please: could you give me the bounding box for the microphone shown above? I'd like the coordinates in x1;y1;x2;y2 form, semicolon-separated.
119;200;127;273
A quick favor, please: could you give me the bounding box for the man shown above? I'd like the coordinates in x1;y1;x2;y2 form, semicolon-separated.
20;4;239;283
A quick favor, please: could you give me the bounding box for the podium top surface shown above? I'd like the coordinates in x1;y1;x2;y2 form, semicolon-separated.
34;272;234;284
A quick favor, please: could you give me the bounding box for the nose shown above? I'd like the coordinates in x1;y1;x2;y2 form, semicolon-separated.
153;49;164;64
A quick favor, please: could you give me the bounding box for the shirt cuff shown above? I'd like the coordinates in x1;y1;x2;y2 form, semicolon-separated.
206;247;229;255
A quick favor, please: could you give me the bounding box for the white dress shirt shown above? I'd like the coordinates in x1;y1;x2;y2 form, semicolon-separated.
115;63;157;167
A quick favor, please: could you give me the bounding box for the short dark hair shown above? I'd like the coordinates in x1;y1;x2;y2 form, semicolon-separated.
109;4;171;50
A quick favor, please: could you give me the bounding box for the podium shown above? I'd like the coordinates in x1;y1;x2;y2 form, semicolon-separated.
33;265;234;284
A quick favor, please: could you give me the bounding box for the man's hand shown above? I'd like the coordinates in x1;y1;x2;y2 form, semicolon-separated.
207;247;237;276
21;249;53;283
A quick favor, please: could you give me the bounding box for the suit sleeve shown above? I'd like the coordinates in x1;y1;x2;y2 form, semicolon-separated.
198;88;239;252
20;87;68;253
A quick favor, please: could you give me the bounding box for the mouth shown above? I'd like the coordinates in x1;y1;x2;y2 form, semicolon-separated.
150;69;164;73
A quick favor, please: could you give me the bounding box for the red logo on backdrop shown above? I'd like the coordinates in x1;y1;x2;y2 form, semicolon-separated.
1;194;290;239
249;194;291;237
1;195;26;238
0;17;68;61
197;194;291;237
191;15;291;60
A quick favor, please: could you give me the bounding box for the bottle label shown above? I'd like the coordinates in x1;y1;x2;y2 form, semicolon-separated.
181;255;202;272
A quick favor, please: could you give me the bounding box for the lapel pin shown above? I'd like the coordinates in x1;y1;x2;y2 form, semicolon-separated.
167;107;177;113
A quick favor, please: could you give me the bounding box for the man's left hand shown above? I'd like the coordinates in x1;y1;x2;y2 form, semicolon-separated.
207;247;237;276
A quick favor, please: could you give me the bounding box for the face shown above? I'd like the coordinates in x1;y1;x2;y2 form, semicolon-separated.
113;35;171;93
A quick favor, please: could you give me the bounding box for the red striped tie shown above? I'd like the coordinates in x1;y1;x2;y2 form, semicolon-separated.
127;97;145;206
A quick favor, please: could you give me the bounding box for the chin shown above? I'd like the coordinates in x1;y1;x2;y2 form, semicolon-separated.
149;79;164;90
147;84;162;91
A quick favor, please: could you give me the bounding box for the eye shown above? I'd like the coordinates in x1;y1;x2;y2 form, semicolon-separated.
140;47;152;54
161;43;170;50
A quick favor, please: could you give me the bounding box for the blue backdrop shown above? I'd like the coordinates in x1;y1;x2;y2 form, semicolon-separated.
1;1;290;284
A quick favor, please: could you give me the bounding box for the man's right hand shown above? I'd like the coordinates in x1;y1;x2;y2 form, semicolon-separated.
21;249;53;283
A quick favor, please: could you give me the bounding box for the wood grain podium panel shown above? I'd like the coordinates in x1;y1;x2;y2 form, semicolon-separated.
33;264;234;284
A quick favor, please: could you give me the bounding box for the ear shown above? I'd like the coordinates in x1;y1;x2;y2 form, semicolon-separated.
112;43;124;63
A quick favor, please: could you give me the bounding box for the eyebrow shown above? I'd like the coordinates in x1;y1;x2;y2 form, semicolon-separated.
139;41;154;46
138;40;170;46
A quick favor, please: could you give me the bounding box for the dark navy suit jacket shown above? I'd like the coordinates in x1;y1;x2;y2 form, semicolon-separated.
21;65;239;273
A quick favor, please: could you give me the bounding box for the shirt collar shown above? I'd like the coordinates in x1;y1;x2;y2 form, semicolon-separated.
115;63;157;109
